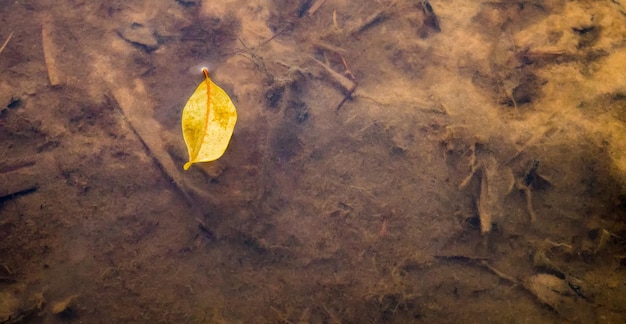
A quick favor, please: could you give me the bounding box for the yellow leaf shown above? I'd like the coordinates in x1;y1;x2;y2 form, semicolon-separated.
182;68;237;170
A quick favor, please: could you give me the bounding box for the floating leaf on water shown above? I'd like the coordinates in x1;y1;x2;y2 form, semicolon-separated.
181;68;237;170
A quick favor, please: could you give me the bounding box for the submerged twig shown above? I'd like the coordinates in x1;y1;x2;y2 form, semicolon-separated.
311;57;357;111
307;0;328;16
479;260;519;284
458;144;478;189
435;255;518;283
348;7;391;36
311;40;347;54
41;16;63;86
311;57;355;93
0;32;14;57
108;93;195;209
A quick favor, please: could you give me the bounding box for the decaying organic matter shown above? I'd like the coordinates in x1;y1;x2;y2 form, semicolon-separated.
1;0;626;322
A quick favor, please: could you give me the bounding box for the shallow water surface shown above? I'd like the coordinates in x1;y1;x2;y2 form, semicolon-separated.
1;0;626;322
